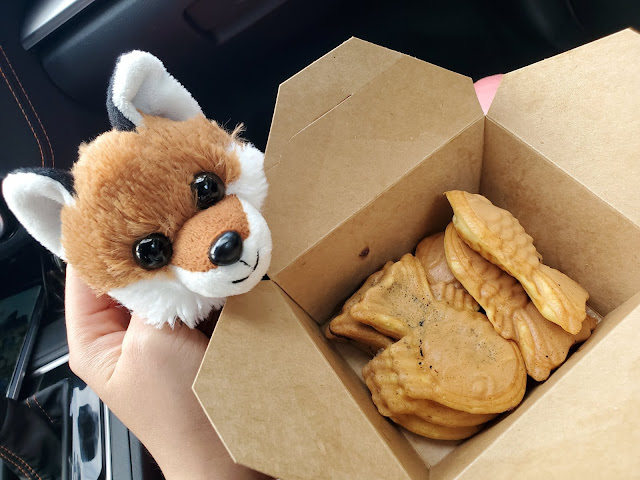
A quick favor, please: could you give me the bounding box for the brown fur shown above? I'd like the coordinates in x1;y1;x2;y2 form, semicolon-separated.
61;114;244;292
172;195;250;272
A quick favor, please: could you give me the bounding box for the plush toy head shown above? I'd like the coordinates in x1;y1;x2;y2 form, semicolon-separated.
2;51;272;328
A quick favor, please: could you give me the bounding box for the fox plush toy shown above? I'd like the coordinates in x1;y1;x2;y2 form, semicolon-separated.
2;51;272;328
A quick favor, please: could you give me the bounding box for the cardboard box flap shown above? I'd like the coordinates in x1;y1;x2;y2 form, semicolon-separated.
264;37;403;171
276;119;484;322
263;38;483;280
488;29;640;227
433;291;640;479
194;281;429;480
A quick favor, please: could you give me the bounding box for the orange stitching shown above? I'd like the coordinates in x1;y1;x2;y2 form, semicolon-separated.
0;446;42;480
31;396;54;425
0;46;55;168
0;54;45;167
0;451;32;479
25;397;31;408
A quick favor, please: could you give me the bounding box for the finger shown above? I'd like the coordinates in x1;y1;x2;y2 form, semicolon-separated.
65;265;113;316
65;266;130;343
65;266;130;383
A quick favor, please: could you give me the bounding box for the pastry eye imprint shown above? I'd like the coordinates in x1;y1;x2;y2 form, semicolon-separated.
192;172;226;210
133;233;173;270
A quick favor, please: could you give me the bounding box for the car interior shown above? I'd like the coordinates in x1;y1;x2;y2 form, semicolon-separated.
0;0;638;478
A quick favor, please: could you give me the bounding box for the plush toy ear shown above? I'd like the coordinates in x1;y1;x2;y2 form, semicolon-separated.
106;50;203;131
2;169;75;259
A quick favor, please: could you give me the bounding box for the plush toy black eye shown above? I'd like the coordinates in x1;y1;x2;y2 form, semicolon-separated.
133;233;173;270
191;172;225;210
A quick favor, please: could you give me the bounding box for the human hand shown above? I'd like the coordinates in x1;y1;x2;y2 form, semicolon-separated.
64;266;268;480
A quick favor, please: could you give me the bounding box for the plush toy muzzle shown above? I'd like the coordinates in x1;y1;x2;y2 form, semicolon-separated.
2;51;272;328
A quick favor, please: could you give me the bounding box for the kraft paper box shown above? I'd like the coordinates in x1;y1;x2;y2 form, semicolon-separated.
194;30;640;479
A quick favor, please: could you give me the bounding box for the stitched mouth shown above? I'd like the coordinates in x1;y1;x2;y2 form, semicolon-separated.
232;251;260;284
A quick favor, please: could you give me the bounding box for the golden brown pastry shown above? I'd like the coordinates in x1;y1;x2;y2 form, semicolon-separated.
363;354;498;428
444;224;596;381
367;320;527;415
326;233;479;353
323;193;596;441
350;255;433;339
325;262;395;354
353;255;527;415
388;414;484;441
445;190;588;335
415;233;479;312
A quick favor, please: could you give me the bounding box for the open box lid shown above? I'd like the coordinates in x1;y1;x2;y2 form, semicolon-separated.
262;37;484;321
195;31;640;479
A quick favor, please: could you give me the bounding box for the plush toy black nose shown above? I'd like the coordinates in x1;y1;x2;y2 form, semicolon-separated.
209;231;243;266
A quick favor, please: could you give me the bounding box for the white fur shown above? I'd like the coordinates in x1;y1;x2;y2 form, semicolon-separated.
109;276;224;329
112;51;202;127
226;142;268;211
108;197;272;328
2;172;74;259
